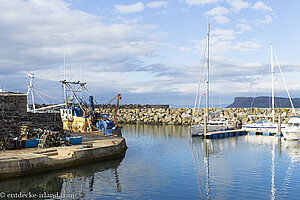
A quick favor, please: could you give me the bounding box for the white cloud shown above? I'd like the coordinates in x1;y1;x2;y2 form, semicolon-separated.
204;7;229;16
155;10;168;15
236;24;252;34
116;16;143;24
0;0;162;77
1;0;295;106
237;15;273;26
146;1;168;8
233;41;261;52
253;1;272;12
211;28;235;41
213;16;230;24
227;0;249;12
114;2;145;14
192;31;261;57
260;14;272;24
186;0;223;6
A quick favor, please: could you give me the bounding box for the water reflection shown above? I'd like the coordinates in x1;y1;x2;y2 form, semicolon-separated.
0;155;125;199
1;125;300;199
122;124;191;138
190;138;210;199
281;140;300;162
191;134;300;199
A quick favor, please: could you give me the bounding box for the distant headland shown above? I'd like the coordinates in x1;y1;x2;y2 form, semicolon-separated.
226;96;300;108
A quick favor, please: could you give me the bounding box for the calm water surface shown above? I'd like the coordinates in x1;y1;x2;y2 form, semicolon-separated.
1;124;300;199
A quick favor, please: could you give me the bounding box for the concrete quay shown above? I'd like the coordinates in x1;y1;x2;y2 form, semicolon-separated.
0;133;127;179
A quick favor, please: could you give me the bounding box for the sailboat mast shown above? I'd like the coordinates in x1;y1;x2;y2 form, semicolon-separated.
271;44;275;123
206;22;210;120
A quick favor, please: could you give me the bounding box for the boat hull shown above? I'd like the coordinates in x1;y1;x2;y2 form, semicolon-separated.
282;130;300;140
190;124;235;136
282;127;300;140
242;120;285;133
242;124;279;132
282;116;300;140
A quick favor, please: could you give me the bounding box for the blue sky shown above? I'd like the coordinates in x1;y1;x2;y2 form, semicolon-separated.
1;0;300;107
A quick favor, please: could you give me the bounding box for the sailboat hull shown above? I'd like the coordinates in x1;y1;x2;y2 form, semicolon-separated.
190;124;235;136
282;131;300;140
282;116;300;140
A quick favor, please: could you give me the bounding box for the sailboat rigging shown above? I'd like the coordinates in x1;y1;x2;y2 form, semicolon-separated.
190;22;236;136
243;44;296;133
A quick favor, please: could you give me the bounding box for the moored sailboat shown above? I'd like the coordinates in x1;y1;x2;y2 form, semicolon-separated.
282;116;300;140
242;44;295;133
190;22;236;136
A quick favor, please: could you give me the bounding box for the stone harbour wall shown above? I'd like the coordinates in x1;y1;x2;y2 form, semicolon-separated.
0;93;63;148
0;93;27;140
23;112;62;131
98;107;298;125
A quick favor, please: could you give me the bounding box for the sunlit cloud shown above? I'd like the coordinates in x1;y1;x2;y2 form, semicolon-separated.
253;1;272;12
213;15;230;24
186;0;223;6
146;1;169;8
204;7;230;16
227;0;249;12
114;2;145;14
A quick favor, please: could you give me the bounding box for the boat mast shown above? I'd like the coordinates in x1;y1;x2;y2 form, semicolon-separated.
206;22;210;123
271;44;275;123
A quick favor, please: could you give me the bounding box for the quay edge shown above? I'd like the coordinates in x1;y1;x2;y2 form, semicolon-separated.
0;137;127;179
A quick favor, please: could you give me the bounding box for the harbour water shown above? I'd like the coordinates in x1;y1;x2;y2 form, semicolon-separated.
1;124;300;199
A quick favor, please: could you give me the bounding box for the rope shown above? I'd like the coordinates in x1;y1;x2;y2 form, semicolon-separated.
250;63;267;108
274;50;296;115
193;37;208;119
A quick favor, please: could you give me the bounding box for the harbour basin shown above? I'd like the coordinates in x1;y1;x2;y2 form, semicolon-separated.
1;124;300;199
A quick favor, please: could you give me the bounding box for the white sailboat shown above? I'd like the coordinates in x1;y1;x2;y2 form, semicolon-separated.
190;22;235;136
282;116;300;140
242;44;296;133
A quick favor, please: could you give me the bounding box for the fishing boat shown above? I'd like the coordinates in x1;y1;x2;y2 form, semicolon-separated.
60;80;122;137
25;70;122;137
282;116;300;140
190;22;236;136
242;44;295;133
